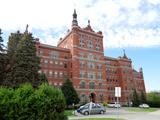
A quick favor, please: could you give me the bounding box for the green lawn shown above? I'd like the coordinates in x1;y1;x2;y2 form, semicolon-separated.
77;118;124;120
125;107;159;112
64;110;75;116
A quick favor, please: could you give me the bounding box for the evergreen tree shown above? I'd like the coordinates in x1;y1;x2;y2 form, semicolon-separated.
132;90;140;107
0;29;5;84
140;91;146;104
3;31;22;85
5;30;40;87
0;29;4;51
7;31;22;66
61;79;80;107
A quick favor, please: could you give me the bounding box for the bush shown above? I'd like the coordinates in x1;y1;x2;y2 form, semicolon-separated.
147;92;160;108
0;87;14;119
103;101;108;107
0;83;67;120
147;101;160;108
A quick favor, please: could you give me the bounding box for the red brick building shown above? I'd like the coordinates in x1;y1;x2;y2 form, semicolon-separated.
36;10;146;104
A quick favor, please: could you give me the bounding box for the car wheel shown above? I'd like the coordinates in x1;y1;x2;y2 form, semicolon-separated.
84;111;89;115
100;110;104;114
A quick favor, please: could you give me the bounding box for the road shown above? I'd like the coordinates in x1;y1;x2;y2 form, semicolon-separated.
69;108;160;120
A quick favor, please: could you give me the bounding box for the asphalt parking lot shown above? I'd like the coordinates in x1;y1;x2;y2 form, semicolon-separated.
69;108;160;120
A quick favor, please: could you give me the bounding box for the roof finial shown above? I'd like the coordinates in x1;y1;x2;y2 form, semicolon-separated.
123;49;125;54
0;29;3;42
123;49;127;59
25;24;29;32
72;9;78;27
88;20;90;26
0;28;2;35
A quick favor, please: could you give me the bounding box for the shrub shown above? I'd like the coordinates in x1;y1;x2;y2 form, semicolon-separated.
147;101;160;108
0;83;67;120
103;101;108;107
0;87;14;119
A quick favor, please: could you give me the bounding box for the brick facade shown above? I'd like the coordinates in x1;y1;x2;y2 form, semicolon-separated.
36;10;146;104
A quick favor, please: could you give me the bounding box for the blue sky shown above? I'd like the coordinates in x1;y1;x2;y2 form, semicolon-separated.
0;0;160;92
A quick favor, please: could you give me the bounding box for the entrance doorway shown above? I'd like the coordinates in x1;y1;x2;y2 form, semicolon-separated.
89;92;96;103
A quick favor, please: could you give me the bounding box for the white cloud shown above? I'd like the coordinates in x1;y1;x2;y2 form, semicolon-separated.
0;0;160;48
116;0;141;9
147;0;160;5
104;28;160;48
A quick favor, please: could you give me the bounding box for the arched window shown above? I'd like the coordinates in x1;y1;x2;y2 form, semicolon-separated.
80;94;88;103
99;94;104;103
80;82;85;88
89;82;95;89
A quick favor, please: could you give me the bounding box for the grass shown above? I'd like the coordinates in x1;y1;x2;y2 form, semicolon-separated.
125;107;159;112
77;118;124;120
64;110;75;116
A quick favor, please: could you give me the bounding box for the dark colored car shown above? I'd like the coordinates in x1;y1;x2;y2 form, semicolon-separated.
77;103;106;115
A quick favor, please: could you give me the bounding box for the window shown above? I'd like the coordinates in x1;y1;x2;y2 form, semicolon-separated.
80;61;85;68
87;40;93;49
89;82;95;89
79;53;84;59
54;61;58;67
88;72;95;79
54;71;58;78
88;72;91;79
88;62;91;69
98;73;102;80
39;50;43;56
80;94;87;103
96;43;100;51
59;83;62;86
49;71;52;77
64;72;68;78
88;62;95;69
64;63;67;68
44;60;48;64
38;70;42;74
64;56;68;59
99;94;104;102
96;56;100;60
97;64;102;69
80;71;86;78
88;53;94;60
80;82;85;88
93;72;96;80
79;34;84;48
99;83;102;89
60;62;63;67
54;83;57;86
44;60;48;67
50;61;53;68
50;51;59;59
60;71;63;78
43;70;47;75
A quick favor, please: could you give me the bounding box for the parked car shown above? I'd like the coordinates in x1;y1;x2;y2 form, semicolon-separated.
139;104;149;108
77;103;106;115
108;103;121;108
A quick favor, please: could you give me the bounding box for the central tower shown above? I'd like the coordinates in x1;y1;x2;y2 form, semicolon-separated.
57;10;107;103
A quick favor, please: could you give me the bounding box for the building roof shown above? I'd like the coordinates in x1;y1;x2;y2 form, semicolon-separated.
39;43;70;52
